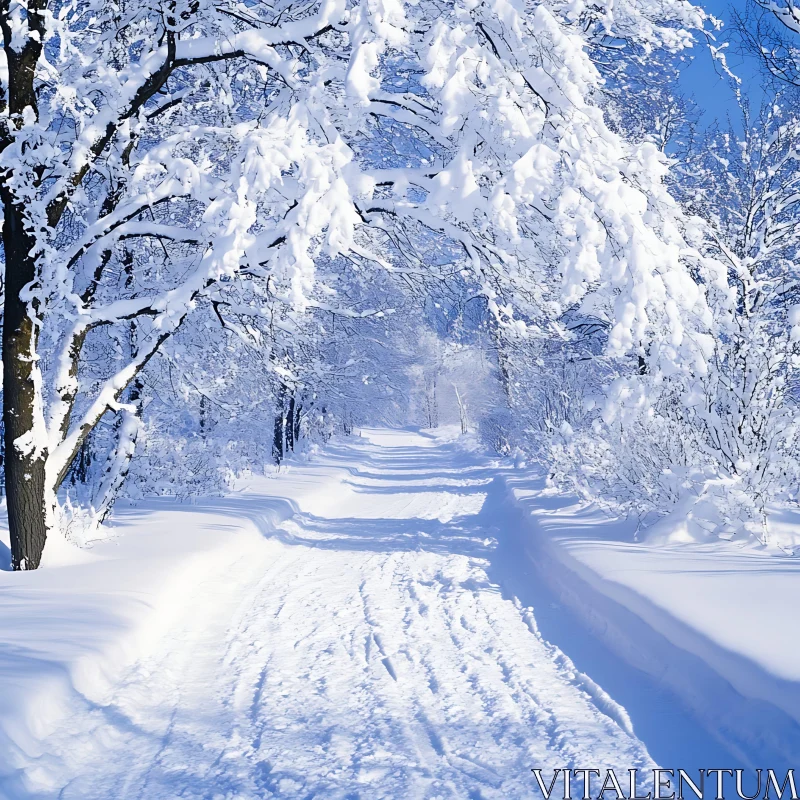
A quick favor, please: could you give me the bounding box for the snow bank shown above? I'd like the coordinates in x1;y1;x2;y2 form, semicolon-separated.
0;450;356;798
502;475;800;769
0;430;662;798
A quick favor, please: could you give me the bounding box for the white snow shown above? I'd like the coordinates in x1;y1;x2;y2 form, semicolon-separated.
0;429;654;799
504;476;800;769
3;429;800;798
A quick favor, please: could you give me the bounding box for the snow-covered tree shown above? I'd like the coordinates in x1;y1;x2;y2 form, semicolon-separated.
736;0;800;86
669;100;800;534
0;0;388;568
516;96;800;541
0;0;713;568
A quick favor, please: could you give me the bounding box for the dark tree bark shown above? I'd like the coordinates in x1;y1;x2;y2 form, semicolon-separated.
286;395;296;452
0;1;324;568
2;188;49;569
0;412;5;496
1;2;49;569
2;243;49;570
200;394;207;438
72;437;92;485
294;403;302;445
273;385;286;464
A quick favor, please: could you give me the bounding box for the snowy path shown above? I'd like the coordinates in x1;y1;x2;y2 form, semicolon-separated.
24;430;652;799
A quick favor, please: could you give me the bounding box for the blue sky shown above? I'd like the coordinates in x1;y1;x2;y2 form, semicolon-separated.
677;0;766;127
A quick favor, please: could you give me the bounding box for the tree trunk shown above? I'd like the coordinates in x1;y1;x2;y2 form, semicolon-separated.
94;408;141;525
2;191;48;570
454;383;468;434
286;395;296;452
91;251;144;526
273;385;286;464
1;5;50;568
0;413;5;497
72;436;92;485
199;393;207;439
294;403;302;444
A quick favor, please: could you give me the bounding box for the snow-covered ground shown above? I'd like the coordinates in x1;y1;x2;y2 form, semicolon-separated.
0;429;653;800
0;429;798;799
503;479;800;771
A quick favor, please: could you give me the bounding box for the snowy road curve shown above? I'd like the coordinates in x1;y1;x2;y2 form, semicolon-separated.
34;430;653;799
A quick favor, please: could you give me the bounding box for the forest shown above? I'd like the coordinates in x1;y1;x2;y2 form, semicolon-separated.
4;0;799;568
1;0;800;795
